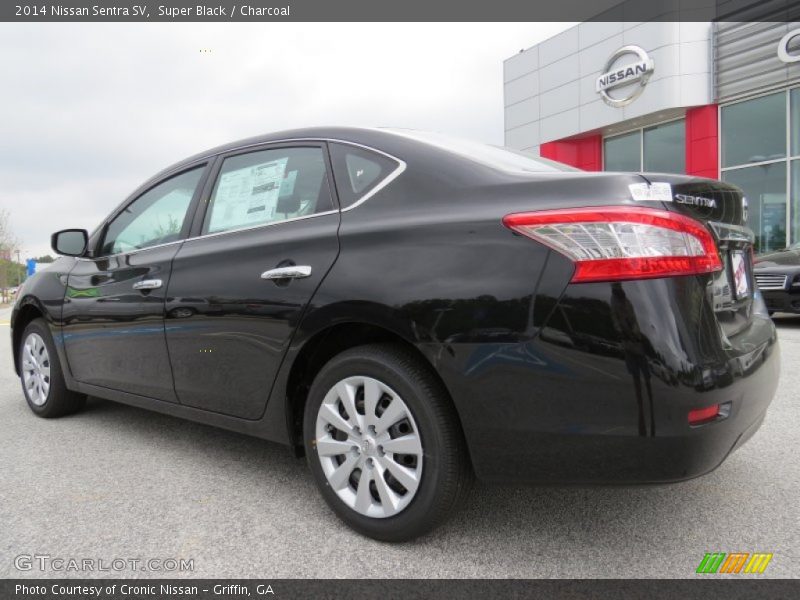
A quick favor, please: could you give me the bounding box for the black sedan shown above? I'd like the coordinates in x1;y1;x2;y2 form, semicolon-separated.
754;243;800;314
10;128;779;541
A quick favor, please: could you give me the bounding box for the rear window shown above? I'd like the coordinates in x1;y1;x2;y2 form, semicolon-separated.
329;143;401;208
386;128;577;174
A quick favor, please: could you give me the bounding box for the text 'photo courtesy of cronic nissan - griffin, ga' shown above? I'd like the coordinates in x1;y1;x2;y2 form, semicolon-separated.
9;127;779;541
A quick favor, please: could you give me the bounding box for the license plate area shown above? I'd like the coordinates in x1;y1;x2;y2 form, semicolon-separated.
730;250;750;299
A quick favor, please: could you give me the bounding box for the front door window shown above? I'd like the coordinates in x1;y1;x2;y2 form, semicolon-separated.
101;167;204;255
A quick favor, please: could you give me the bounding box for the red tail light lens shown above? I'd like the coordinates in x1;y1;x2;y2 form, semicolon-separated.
503;206;722;283
688;404;720;425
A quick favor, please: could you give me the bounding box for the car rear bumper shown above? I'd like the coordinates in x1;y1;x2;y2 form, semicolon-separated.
429;277;781;484
449;341;778;484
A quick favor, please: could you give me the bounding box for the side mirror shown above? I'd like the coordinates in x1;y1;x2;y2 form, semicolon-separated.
51;229;89;257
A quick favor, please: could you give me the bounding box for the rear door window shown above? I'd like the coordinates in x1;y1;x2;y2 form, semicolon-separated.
203;146;334;235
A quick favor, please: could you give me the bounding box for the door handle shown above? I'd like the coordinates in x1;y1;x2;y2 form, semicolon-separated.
260;266;312;281
133;279;163;291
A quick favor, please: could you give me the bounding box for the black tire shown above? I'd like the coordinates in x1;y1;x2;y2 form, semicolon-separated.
303;343;473;542
18;318;86;418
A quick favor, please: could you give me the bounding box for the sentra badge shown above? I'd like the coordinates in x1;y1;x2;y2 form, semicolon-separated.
675;194;717;209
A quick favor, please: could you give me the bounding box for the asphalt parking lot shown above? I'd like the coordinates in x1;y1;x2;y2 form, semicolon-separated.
0;306;798;579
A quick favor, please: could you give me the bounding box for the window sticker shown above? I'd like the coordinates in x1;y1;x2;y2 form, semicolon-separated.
209;157;288;232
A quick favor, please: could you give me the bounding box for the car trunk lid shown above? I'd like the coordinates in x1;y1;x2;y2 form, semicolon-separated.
639;174;758;337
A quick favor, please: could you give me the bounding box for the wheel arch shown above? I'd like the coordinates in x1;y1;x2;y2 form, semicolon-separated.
282;318;468;461
11;299;47;375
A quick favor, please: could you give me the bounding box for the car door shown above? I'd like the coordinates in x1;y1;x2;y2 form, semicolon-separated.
62;165;208;402
164;143;340;419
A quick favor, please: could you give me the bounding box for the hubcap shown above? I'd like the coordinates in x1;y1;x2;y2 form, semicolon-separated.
22;333;51;406
315;376;423;518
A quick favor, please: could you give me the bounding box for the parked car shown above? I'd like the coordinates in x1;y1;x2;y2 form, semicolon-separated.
10;128;779;541
754;243;800;315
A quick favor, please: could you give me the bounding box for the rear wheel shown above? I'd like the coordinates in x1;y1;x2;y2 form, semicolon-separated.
303;343;472;541
18;319;86;418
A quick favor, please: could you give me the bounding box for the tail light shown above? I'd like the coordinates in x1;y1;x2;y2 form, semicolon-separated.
503;206;722;283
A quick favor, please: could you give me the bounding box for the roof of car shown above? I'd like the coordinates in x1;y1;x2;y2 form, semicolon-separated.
123;127;430;211
151;126;573;187
177;127;406;166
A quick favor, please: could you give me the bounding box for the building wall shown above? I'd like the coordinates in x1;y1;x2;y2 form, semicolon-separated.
715;21;800;103
503;22;714;153
540;109;720;177
685;104;719;179
540;135;602;171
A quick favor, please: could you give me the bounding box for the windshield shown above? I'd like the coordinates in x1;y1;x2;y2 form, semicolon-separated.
384;128;577;174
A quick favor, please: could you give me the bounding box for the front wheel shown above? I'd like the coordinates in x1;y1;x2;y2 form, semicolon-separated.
18;319;86;418
303;343;472;542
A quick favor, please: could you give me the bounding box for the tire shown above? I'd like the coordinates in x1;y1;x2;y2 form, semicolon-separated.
18;318;86;418
303;343;473;542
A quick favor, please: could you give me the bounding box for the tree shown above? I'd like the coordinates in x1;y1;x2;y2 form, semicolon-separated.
35;255;56;264
0;209;20;302
153;213;181;241
0;258;24;285
0;208;18;257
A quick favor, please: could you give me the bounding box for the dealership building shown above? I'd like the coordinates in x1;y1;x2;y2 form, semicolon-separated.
503;21;800;253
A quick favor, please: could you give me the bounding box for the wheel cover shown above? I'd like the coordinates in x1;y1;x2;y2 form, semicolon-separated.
315;376;424;518
22;333;51;406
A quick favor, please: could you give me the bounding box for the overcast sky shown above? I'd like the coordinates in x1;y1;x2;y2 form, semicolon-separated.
0;22;573;259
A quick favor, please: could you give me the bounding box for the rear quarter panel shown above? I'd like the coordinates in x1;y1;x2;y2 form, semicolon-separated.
275;158;655;467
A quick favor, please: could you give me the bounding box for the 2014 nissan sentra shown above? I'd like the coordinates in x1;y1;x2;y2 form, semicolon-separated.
10;128;780;541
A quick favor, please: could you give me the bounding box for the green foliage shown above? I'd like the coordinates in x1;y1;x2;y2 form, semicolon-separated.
153;214;181;241
0;258;25;290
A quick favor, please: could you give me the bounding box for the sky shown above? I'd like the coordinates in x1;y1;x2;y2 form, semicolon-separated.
0;22;574;259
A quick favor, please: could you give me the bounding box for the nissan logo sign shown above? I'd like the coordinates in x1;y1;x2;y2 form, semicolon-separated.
777;29;800;63
596;45;654;108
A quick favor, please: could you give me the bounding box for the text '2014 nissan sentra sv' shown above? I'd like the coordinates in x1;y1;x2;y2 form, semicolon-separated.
11;128;779;541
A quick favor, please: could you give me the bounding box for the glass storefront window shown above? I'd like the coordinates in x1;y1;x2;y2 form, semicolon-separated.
792;160;800;248
792;89;800;157
604;131;640;172
604;120;685;174
721;93;786;168
723;164;787;253
643;120;685;174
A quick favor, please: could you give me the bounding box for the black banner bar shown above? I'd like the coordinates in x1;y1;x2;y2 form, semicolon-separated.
2;579;799;600
2;0;800;22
